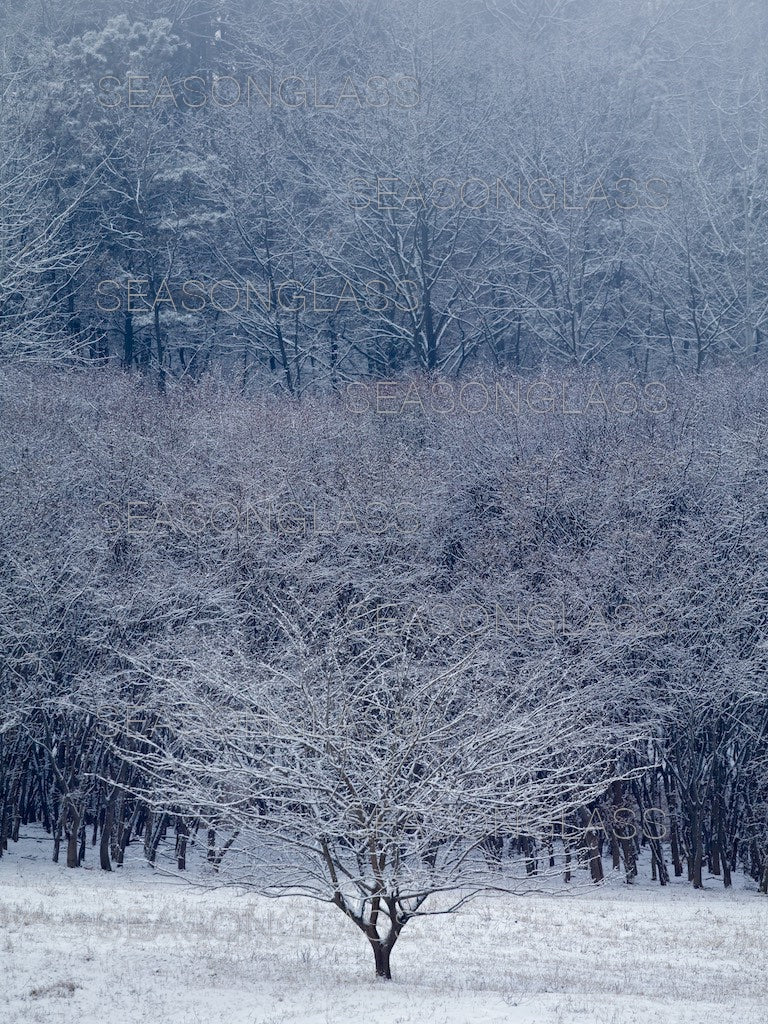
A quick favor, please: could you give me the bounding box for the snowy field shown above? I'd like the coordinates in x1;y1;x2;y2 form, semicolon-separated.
1;834;766;1024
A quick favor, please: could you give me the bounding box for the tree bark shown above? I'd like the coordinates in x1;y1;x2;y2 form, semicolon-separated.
370;938;393;980
100;799;114;871
66;807;80;868
691;802;704;889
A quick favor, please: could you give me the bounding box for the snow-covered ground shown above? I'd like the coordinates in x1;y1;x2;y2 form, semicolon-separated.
1;833;766;1024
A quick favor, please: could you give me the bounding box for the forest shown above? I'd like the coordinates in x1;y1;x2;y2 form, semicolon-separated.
3;0;768;383
2;0;768;992
2;365;768;978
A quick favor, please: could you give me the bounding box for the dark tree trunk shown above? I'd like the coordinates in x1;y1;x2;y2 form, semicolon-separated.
100;799;114;871
709;839;721;876
661;771;683;876
621;833;637;884
522;835;537;875
717;818;732;888
176;817;188;871
668;813;684;877
650;837;669;885
53;817;63;863
579;809;604;883
691;804;704;889
123;311;134;368
610;781;624;871
145;812;166;867
66;809;80;868
610;831;621;871
370;939;393;980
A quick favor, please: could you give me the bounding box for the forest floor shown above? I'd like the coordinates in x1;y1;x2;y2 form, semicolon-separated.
0;832;766;1024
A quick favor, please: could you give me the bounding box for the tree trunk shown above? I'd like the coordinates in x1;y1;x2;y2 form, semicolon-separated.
621;835;637;884
53;816;63;863
717;818;732;888
691;805;704;889
123;311;134;368
522;835;537;875
668;813;684;877
578;809;604;883
650;838;669;885
370;938;393;980
609;781;624;871
66;808;80;868
100;799;114;871
662;769;684;877
176;816;188;871
710;838;721;876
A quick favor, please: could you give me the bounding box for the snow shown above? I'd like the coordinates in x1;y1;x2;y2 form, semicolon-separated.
1;833;766;1023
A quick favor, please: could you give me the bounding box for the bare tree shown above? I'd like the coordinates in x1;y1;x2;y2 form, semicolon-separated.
116;603;629;980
